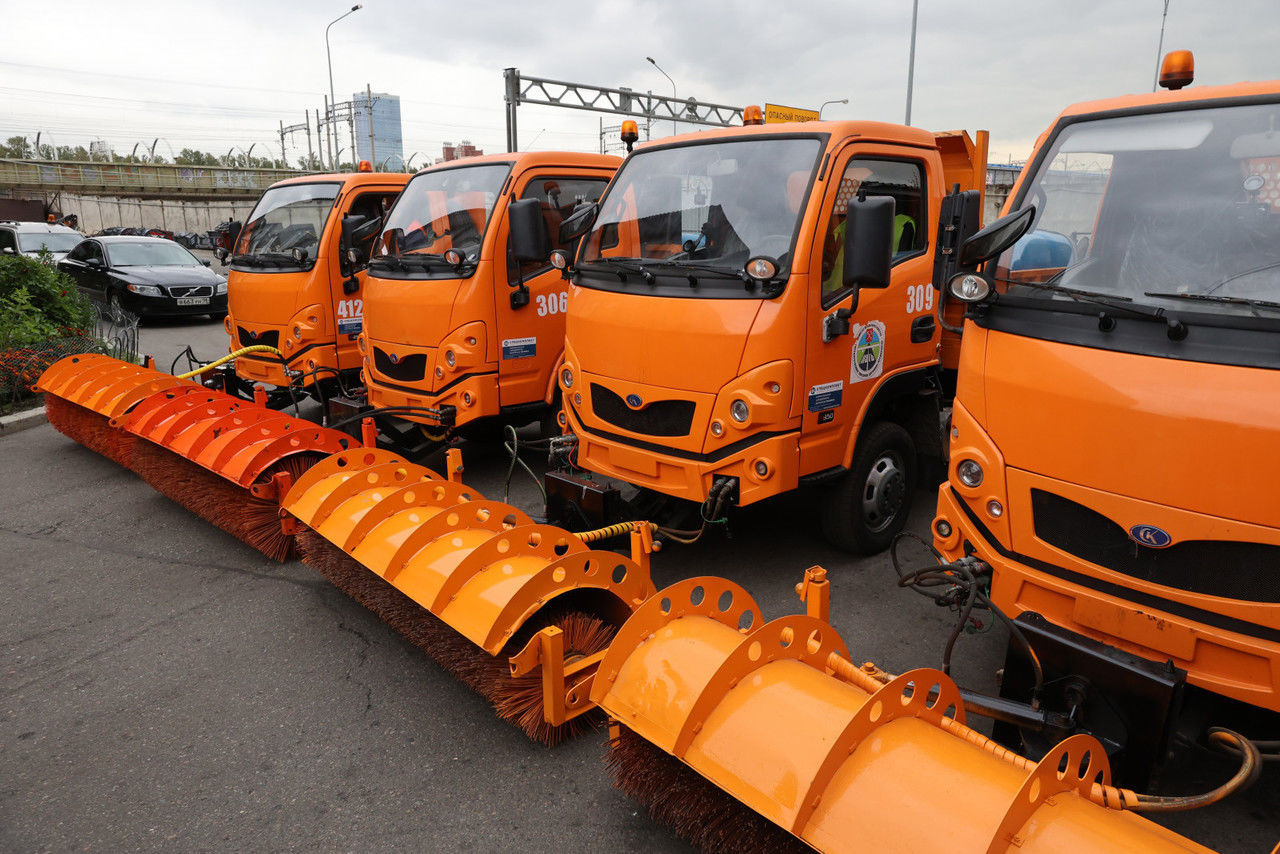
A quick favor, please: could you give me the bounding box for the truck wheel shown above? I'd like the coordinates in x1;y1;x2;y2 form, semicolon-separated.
820;421;915;554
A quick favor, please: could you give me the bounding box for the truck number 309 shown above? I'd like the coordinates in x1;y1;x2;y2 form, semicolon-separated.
536;292;569;316
906;284;933;314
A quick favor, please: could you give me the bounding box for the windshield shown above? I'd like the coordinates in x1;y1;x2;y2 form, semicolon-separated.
107;242;201;267
372;163;510;275
579;137;823;295
1001;103;1280;320
235;182;341;260
19;232;81;253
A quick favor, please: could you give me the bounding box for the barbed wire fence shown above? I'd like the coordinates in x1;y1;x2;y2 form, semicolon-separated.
0;302;139;410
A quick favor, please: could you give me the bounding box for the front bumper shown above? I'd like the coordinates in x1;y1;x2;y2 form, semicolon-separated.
563;405;799;507
124;292;227;318
366;371;496;428
933;484;1280;713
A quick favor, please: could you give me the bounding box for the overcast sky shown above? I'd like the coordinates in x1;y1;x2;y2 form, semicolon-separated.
2;0;1277;167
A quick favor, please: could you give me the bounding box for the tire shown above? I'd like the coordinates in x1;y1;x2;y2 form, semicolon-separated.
820;421;916;555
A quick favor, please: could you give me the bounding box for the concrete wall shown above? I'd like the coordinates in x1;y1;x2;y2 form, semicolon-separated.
56;194;256;235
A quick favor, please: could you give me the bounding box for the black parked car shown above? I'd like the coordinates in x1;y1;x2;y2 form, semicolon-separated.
58;236;227;319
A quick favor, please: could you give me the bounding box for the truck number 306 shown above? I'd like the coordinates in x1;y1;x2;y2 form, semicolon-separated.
536;292;569;316
906;284;933;314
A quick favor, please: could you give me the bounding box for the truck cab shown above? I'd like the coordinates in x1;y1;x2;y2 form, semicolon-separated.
932;61;1280;778
553;119;986;551
222;169;409;397
358;151;619;446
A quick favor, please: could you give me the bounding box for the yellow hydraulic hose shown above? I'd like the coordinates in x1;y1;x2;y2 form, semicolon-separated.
575;521;658;544
175;345;284;379
814;644;1261;813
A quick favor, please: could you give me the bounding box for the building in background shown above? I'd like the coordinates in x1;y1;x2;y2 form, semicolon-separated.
440;140;483;163
353;92;403;170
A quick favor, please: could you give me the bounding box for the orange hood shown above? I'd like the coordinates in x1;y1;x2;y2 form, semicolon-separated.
565;285;763;393
978;330;1280;529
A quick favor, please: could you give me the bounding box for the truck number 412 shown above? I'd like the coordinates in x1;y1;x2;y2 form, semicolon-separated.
536;292;569;316
337;298;363;319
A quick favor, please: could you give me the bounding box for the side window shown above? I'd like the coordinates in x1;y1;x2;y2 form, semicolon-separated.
821;158;927;305
85;242;104;264
345;191;399;264
66;241;87;261
509;176;610;282
0;230;16;252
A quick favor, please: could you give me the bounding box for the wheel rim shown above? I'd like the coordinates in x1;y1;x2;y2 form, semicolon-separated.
860;450;907;534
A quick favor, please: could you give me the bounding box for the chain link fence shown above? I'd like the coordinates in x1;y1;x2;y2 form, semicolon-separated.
0;303;140;411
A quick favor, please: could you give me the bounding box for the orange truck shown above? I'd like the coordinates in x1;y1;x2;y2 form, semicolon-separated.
537;114;988;552
213;166;409;403
931;53;1280;782
354;151;619;452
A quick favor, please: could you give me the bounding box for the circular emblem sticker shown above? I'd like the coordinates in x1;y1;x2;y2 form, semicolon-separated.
851;320;886;381
625;394;643;409
1129;525;1173;549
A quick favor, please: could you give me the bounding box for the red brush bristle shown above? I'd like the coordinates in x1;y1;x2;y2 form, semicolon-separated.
606;725;805;853
130;441;322;561
44;396;136;468
295;528;614;745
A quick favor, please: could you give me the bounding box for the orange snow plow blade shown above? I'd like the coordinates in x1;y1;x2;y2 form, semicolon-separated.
593;575;1213;854
283;449;656;743
35;353;194;466
117;386;360;560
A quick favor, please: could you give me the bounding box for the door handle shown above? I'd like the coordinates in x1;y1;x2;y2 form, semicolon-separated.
910;315;935;343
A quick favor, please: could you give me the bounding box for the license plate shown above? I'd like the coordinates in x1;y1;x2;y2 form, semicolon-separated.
176;297;209;306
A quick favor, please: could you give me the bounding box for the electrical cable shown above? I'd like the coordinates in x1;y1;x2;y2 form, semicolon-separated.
890;531;1044;698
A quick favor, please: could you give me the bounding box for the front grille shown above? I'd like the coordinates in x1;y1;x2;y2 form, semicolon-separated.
1030;489;1280;603
169;285;212;298
589;383;695;438
237;327;279;349
373;346;428;382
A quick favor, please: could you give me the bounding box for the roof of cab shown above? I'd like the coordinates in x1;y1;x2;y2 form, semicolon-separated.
410;150;621;177
630;119;942;153
267;171;412;189
1056;77;1280;122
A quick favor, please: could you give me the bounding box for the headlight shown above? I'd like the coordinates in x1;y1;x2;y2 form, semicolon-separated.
215;280;227;295
561;367;574;388
445;349;456;367
730;399;750;423
948;273;991;303
126;283;162;296
956;459;984;487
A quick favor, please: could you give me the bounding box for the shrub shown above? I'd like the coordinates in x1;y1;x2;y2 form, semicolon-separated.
0;252;94;349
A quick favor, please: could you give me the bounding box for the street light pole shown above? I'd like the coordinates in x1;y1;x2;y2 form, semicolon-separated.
819;98;849;118
904;0;919;125
646;56;678;135
326;4;362;170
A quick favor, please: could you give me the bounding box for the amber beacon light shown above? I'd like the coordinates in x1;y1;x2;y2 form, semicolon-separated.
1159;50;1194;90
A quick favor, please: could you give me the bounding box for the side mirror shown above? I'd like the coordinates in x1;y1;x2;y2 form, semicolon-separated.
85;257;102;268
508;198;548;263
201;259;211;267
342;213;383;245
558;202;598;244
215;246;229;265
957;206;1035;268
842;194;895;290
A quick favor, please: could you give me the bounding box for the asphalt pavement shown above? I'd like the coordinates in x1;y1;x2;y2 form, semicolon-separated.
1;313;1276;852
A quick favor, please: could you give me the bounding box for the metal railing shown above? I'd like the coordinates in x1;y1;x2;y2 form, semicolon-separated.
0;158;310;198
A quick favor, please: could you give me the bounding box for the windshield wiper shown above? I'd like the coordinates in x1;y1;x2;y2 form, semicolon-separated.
1000;279;1165;320
1144;291;1280;316
578;258;656;285
645;259;749;281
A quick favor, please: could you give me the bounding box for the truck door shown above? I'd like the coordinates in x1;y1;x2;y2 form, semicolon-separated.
798;147;936;473
329;187;401;359
494;170;612;407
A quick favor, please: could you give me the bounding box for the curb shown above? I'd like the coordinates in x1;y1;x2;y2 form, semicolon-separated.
0;404;46;438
